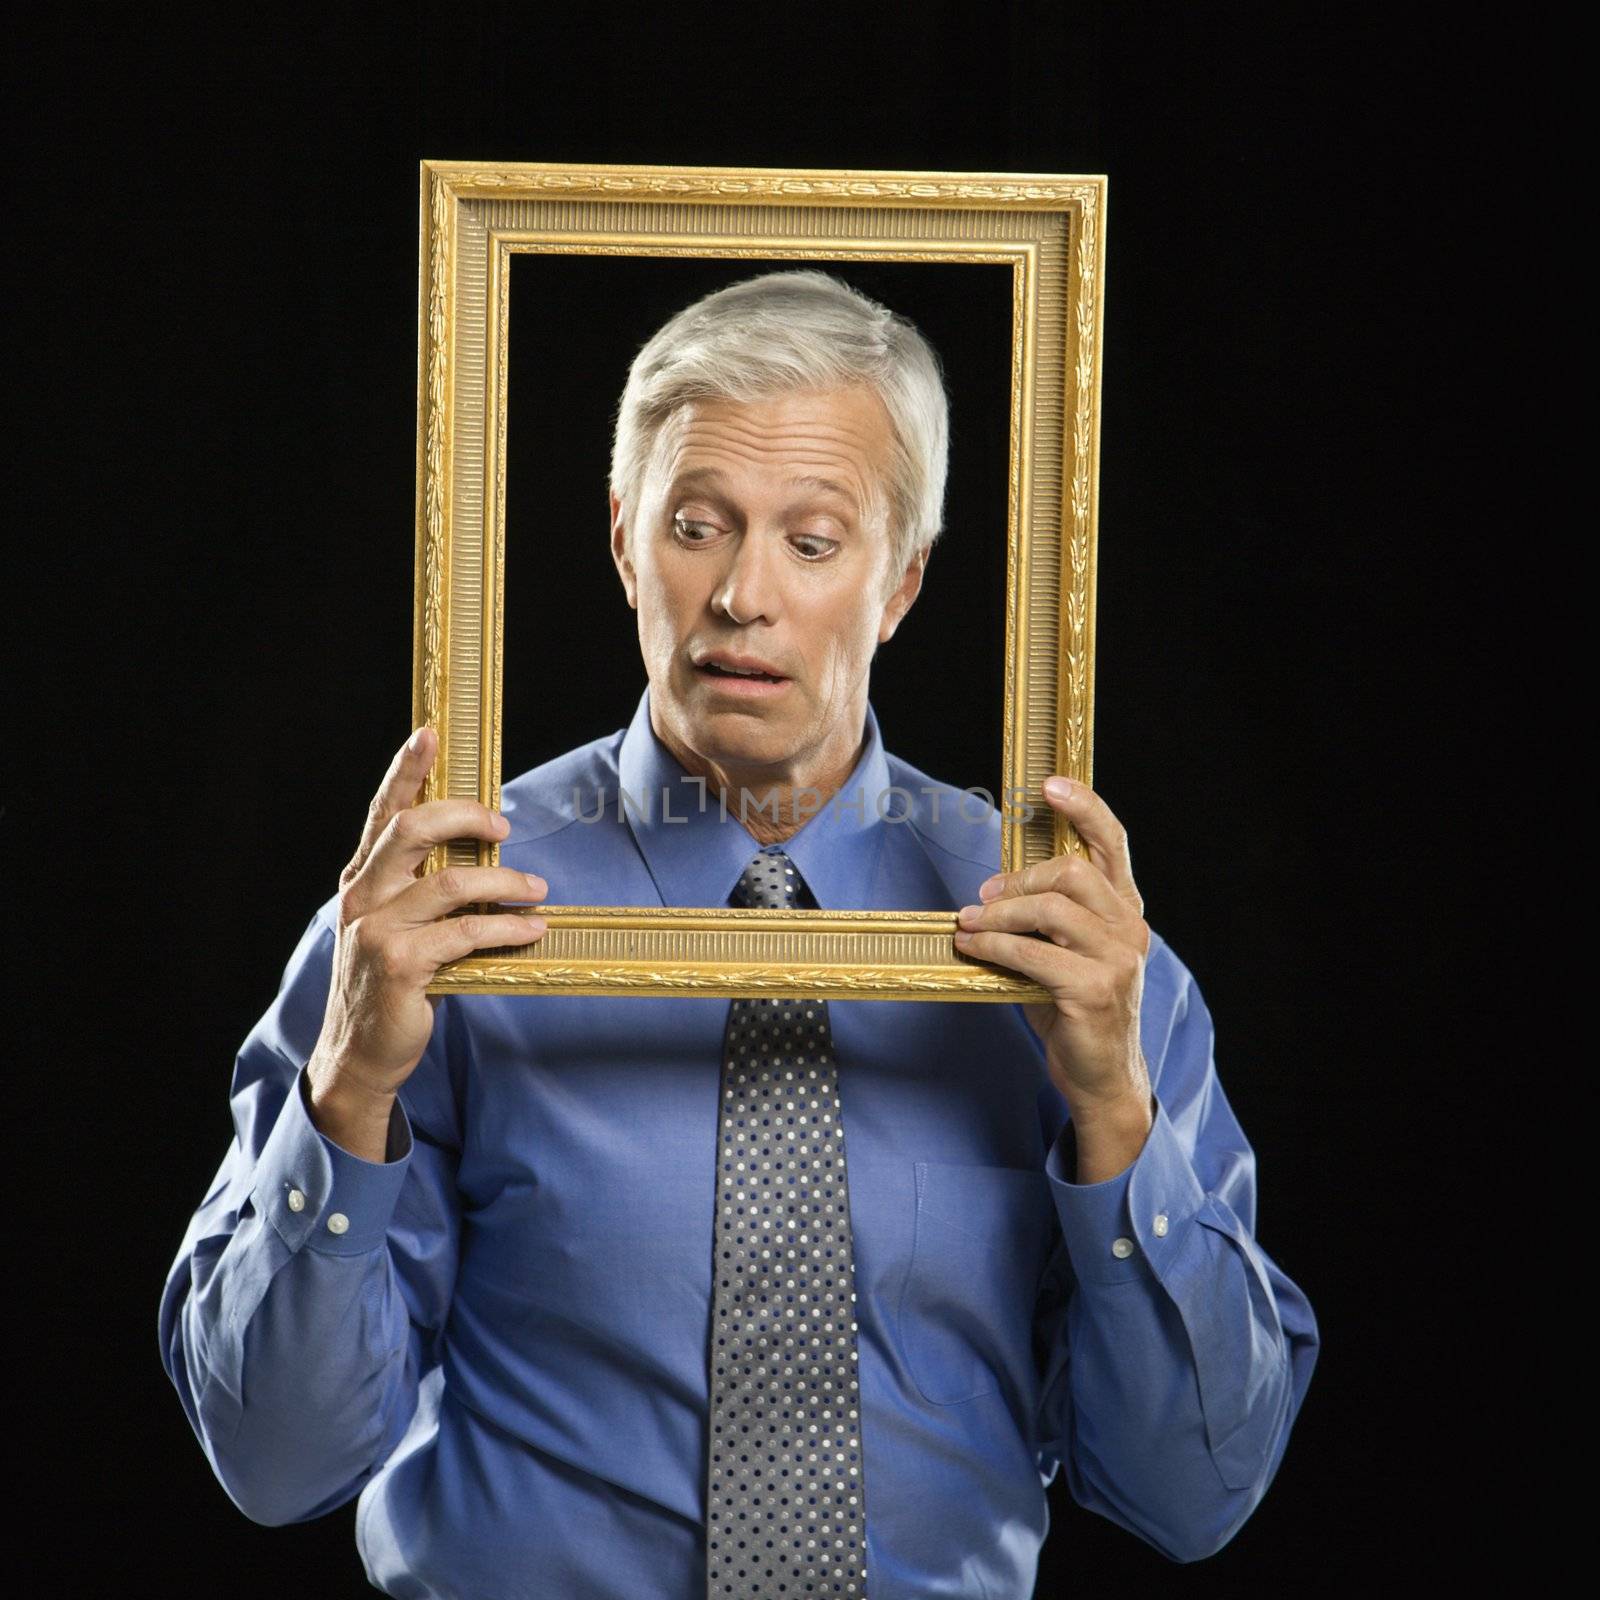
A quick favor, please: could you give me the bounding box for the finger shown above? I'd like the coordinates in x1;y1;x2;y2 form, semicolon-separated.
951;925;1095;995
956;888;1117;955
357;797;513;901
411;910;549;973
979;850;1127;924
390;864;549;928
346;727;440;885
1039;777;1141;908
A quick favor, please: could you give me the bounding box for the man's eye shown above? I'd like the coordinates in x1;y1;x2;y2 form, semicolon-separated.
793;535;838;561
673;517;718;543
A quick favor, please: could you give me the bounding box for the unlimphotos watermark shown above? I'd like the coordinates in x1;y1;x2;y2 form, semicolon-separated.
569;778;1035;827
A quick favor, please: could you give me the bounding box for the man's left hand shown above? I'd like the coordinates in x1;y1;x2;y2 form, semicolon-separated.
954;777;1154;1176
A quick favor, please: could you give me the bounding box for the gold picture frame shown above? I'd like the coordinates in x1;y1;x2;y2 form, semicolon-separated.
416;159;1105;1001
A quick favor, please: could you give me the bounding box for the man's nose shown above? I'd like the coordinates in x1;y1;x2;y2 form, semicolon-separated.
712;530;785;626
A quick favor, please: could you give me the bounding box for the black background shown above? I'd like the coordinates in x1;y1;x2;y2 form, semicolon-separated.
11;3;1506;1595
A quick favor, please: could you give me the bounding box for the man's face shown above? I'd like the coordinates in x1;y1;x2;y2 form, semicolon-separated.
610;384;925;787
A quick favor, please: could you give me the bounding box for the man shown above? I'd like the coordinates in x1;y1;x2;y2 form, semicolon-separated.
160;270;1318;1598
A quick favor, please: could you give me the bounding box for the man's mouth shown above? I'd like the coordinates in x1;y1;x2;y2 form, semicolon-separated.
692;655;794;698
698;661;787;683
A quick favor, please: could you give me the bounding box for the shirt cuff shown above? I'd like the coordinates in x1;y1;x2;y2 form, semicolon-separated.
1045;1092;1207;1286
250;1065;414;1258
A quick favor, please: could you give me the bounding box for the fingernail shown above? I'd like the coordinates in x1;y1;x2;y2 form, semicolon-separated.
494;813;511;835
958;903;982;924
407;728;426;753
526;873;546;893
953;928;973;944
977;875;1004;900
1043;776;1072;801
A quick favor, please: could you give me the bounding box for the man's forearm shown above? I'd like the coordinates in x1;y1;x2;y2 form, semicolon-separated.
1038;1086;1319;1562
160;1064;420;1525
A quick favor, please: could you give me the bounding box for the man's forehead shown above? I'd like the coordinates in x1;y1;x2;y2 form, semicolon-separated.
670;463;857;504
650;388;893;513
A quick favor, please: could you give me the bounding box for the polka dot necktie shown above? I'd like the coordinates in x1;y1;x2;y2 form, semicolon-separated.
705;846;869;1598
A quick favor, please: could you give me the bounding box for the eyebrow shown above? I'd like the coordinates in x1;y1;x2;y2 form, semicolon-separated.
670;466;857;508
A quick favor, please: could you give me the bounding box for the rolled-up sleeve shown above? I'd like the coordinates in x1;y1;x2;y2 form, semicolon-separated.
1032;934;1320;1562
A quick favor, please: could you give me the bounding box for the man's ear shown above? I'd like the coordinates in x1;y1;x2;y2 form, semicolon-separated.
877;545;929;645
609;490;639;610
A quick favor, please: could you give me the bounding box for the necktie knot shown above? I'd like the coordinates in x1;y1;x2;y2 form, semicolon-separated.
730;847;811;910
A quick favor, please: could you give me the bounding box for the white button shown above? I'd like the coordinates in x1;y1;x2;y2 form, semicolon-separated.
1111;1236;1133;1259
1153;1212;1169;1237
286;1189;306;1213
326;1212;350;1235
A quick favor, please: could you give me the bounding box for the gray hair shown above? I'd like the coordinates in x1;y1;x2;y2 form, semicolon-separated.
609;269;950;594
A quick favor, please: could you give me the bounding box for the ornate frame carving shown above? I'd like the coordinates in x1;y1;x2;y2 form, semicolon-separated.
416;160;1106;1000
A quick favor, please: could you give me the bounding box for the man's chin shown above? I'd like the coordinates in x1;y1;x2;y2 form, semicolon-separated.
676;710;802;769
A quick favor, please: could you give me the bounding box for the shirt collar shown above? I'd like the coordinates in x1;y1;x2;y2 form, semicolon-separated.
615;681;894;911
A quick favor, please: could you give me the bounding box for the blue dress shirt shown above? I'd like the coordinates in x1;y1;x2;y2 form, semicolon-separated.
160;684;1319;1598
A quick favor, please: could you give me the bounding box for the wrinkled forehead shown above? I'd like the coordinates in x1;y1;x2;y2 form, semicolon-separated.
644;386;896;526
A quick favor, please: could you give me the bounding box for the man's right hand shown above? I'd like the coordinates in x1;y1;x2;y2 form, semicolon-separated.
305;726;549;1160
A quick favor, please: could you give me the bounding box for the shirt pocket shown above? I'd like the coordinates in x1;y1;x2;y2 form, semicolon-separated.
895;1160;1055;1407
